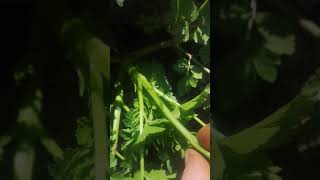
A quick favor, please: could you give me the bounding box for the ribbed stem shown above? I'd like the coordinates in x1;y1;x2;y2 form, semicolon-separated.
137;80;145;180
129;66;210;159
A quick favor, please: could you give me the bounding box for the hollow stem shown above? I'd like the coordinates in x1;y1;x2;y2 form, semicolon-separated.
129;66;210;159
137;80;145;180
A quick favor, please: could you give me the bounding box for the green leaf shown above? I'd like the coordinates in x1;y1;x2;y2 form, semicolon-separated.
256;13;296;56
222;127;280;154
169;0;209;44
181;84;210;112
266;173;283;180
253;53;281;83
221;67;320;154
41;138;64;160
192;69;203;79
0;136;11;147
138;61;175;96
49;148;94;180
134;125;166;145
76;117;93;147
267;166;282;174
145;169;176;180
174;59;203;96
17;106;40;127
0;136;11;160
173;58;190;74
259;28;295;55
175;0;197;22
116;0;125;7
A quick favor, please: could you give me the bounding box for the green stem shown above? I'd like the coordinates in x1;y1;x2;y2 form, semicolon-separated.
122;104;130;113
129;66;210;159
299;18;320;39
115;150;125;161
175;46;210;74
137;80;145;180
13;142;35;180
193;115;206;127
140;149;145;180
90;66;107;180
115;88;130;113
181;84;210;112
198;0;209;14
138;81;145;133
111;106;121;155
154;87;181;107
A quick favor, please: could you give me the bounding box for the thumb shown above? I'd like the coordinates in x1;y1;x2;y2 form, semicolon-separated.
181;149;210;180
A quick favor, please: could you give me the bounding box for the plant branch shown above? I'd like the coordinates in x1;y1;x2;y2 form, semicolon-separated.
198;0;209;14
115;150;125;161
193;115;206;127
299;18;320;39
154;87;181;107
174;46;210;74
89;66;107;180
111;106;121;156
129;66;210;159
181;84;210;112
137;80;145;180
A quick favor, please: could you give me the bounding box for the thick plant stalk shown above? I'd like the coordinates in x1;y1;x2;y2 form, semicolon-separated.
89;65;107;180
198;0;209;14
112;86;128;160
137;80;145;180
111;106;122;157
115;88;130;113
13;142;35;180
181;84;210;112
129;66;210;159
154;87;181;107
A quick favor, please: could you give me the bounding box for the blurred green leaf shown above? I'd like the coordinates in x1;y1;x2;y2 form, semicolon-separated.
169;0;209;44
221;67;320;154
253;51;281;83
41;138;64;160
76;117;93;147
145;169;176;180
134;125;166;145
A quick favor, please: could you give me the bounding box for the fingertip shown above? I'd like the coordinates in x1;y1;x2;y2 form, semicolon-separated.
197;123;210;151
181;149;210;180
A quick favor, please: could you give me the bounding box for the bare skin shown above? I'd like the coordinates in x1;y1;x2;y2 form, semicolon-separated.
181;123;210;180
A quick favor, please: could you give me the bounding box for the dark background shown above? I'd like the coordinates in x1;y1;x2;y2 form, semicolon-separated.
213;0;320;179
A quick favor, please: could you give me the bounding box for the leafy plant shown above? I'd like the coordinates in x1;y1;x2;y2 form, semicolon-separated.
108;0;211;179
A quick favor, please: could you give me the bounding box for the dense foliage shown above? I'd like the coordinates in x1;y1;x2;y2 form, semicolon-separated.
109;0;211;179
0;0;211;180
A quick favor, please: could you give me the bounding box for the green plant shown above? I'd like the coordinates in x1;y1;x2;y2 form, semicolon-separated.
48;0;211;179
